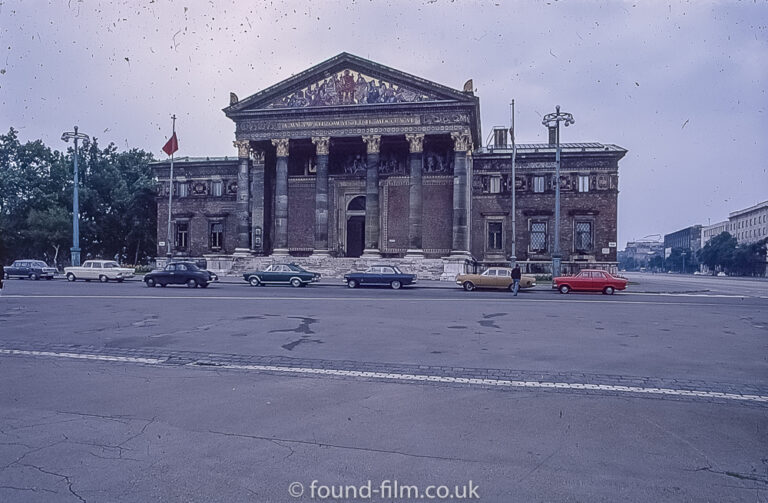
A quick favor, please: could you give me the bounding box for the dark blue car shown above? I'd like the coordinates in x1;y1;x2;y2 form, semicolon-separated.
344;265;417;290
4;260;57;280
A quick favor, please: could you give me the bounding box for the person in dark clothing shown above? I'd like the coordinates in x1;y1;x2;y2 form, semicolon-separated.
511;264;522;296
0;264;4;293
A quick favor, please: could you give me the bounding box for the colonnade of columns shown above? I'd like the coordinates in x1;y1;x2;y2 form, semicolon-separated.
234;131;472;258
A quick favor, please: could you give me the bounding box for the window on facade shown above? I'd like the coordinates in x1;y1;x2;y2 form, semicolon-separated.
176;182;188;198
530;222;547;252
487;221;503;250
489;176;501;194
212;180;223;197
175;222;189;250
210;222;223;250
578;175;590;192
575;221;593;252
533;176;545;193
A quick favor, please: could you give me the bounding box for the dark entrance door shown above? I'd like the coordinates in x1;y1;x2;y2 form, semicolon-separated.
346;216;365;257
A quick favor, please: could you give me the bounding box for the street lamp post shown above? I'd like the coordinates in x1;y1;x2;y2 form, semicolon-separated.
61;126;90;267
541;105;575;278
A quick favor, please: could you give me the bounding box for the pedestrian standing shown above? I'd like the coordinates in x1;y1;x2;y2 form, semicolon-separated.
0;264;4;294
511;264;521;296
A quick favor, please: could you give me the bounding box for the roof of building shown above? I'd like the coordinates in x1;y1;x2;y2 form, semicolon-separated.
476;142;626;155
150;156;239;166
729;200;768;218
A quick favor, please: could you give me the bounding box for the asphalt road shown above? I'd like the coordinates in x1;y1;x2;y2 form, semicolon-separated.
1;277;766;502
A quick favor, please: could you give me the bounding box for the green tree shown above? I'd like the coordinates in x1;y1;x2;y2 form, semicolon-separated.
697;231;737;273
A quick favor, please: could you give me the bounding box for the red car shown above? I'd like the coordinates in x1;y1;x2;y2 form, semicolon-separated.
553;269;627;295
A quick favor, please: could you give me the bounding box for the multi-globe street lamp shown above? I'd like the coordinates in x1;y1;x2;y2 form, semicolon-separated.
61;126;90;267
541;105;574;278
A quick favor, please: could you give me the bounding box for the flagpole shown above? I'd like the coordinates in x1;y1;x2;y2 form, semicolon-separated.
165;114;176;259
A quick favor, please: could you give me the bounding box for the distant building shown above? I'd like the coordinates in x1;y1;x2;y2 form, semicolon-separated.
664;225;702;255
623;240;664;268
701;220;729;247
727;200;768;245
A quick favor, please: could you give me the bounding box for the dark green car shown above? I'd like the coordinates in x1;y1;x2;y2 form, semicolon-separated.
243;263;321;287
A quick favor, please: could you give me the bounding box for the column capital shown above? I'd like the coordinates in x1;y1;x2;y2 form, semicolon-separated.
450;130;473;152
362;135;382;154
311;136;331;156
405;133;425;154
233;140;251;159
271;138;290;157
251;149;265;164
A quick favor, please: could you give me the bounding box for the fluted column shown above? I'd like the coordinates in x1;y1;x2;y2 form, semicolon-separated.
233;140;252;254
450;130;472;256
362;135;381;257
312;136;330;255
271;138;290;255
249;148;266;255
405;133;425;257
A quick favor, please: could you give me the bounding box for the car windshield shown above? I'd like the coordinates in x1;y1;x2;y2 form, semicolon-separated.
34;261;47;267
185;263;200;271
392;266;403;274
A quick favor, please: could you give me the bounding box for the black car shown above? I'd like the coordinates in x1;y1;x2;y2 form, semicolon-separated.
344;265;417;289
4;260;57;280
144;262;218;288
243;263;321;287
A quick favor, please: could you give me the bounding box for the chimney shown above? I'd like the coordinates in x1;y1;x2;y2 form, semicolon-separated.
548;126;557;145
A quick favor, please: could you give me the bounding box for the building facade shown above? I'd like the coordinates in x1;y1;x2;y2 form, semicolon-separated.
727;200;768;245
701;220;729;247
151;53;626;278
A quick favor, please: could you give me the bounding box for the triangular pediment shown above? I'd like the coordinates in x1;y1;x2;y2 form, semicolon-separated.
225;53;476;115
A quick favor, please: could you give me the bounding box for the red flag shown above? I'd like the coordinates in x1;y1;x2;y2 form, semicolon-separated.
162;132;178;156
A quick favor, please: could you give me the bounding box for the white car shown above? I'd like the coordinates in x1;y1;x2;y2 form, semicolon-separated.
64;260;135;283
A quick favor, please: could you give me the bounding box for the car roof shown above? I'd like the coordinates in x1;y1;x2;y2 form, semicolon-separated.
370;264;397;267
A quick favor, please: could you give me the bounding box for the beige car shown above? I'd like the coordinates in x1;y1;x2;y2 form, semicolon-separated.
456;267;536;292
64;260;135;283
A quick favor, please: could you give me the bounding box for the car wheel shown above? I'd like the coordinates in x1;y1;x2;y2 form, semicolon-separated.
99;275;108;283
290;278;302;288
146;278;156;288
248;276;260;287
603;286;615;295
390;280;402;290
463;281;475;292
30;273;40;281
186;279;198;288
66;273;76;282
347;279;358;288
2;272;8;280
558;285;570;294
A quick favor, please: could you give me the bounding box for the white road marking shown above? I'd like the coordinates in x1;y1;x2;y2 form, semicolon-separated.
0;293;760;307
1;348;765;404
0;349;164;365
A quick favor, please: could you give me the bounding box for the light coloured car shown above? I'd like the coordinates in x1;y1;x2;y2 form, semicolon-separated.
64;260;135;283
456;267;536;292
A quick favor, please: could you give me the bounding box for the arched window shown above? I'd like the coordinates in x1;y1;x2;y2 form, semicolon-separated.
348;196;366;211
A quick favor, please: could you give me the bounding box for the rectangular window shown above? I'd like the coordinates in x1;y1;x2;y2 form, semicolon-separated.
176;182;188;197
210;222;223;250
530;222;547;252
575;221;593;252
212;180;223;197
175;222;189;250
489;176;501;194
578;175;590;192
533;176;545;193
487;221;503;250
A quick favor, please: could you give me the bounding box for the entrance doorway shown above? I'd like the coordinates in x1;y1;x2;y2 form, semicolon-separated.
345;195;366;257
346;216;365;257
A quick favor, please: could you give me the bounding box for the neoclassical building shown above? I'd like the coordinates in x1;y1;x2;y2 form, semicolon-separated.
152;53;626;278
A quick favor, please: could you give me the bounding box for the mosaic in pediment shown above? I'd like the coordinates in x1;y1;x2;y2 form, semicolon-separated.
268;69;437;108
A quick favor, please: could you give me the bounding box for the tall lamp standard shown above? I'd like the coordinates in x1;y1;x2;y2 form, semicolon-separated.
541;105;574;278
61;126;90;267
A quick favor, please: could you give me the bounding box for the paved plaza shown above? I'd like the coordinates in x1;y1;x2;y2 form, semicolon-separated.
0;276;766;502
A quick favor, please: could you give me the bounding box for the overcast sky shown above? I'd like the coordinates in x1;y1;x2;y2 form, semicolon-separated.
2;0;766;248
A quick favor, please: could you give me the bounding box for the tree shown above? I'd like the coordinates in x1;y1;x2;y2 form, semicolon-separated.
697;231;737;273
22;207;72;267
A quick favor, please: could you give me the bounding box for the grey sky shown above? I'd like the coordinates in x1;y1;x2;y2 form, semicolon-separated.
2;0;766;248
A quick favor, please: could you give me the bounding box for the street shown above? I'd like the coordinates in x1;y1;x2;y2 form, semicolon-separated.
1;277;766;502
